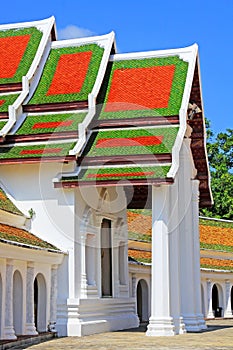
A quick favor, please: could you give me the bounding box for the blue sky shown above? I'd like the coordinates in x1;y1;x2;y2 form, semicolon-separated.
0;0;232;135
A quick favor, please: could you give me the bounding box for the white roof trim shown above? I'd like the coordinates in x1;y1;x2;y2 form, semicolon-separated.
167;44;198;178
52;31;115;49
0;17;55;138
110;43;198;62
69;32;115;156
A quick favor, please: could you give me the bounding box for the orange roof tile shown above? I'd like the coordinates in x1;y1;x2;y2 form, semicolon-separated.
105;65;175;112
0;35;31;79
46;51;93;96
0;222;59;250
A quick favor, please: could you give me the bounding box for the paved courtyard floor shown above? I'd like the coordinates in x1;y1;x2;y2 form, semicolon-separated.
11;319;233;350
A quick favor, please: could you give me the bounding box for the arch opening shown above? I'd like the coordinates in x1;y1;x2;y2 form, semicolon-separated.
231;286;233;314
201;284;205;317
13;270;23;335
34;274;47;332
136;279;149;323
212;284;223;317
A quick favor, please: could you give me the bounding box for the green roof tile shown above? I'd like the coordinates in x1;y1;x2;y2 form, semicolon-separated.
84;127;179;157
0;94;20;113
0;188;23;215
16;113;86;135
64;165;171;183
28;44;104;105
0;27;43;84
0;223;59;250
0;142;76;160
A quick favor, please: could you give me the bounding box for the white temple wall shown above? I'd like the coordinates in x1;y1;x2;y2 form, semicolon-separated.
0;162;76;250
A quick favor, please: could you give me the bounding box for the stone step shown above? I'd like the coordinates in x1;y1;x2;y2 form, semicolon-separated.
0;332;56;350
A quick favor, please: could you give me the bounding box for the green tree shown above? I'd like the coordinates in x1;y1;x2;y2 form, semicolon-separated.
200;122;233;220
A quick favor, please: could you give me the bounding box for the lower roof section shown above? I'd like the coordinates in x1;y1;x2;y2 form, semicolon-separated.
0;141;76;163
0;222;60;251
55;164;172;187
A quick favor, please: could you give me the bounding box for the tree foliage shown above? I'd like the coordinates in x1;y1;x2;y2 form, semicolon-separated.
200;121;233;220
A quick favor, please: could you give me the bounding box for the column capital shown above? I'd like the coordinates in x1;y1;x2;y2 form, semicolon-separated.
27;261;35;269
6;258;14;266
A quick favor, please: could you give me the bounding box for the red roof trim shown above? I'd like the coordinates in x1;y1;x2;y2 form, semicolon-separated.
54;178;174;188
78;153;172;166
0;82;22;93
90;115;180;129
23;100;88;113
0;155;76;164
5;131;78;143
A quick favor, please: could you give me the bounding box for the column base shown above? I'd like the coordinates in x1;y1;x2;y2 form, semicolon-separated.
197;314;207;329
3;326;17;340
207;310;215;319
173;316;187;334
224;311;233;318
183;314;202;332
146;317;175;336
25;323;38;335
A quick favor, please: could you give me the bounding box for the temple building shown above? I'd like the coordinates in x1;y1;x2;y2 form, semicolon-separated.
0;16;231;340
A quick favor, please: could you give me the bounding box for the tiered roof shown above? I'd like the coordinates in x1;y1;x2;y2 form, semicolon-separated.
0;17;212;208
0;18;114;164
127;210;233;271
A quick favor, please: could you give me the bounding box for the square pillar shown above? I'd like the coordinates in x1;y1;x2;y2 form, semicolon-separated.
178;140;202;332
146;185;175;336
191;180;207;329
3;259;17;340
25;262;38;335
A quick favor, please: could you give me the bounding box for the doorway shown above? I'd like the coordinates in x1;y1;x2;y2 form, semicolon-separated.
101;219;112;297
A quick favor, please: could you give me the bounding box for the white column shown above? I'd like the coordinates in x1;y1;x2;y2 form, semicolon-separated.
49;265;58;332
3;259;16;339
80;234;87;298
224;280;233;318
132;274;136;298
146;185;175;336
25;262;38;335
192;180;207;329
169;180;186;334
178;140;201;332
207;279;214;318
